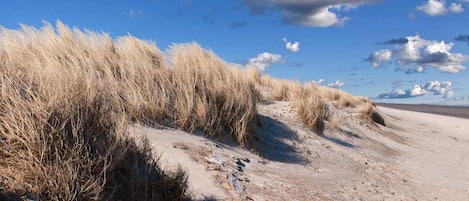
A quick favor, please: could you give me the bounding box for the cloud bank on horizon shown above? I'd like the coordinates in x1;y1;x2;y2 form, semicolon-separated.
366;35;468;74
377;80;454;99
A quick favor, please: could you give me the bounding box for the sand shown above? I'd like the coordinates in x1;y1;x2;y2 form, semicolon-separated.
377;103;469;119
130;102;469;200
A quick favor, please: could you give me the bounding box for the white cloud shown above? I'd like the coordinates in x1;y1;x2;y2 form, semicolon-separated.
444;90;455;98
365;49;392;67
327;80;345;88
311;79;344;88
282;37;300;52
366;35;468;73
312;79;326;85
405;66;425;74
410;85;427;96
417;0;448;16
377;80;454;99
247;52;283;71
449;3;464;13
424;80;453;97
288;6;350;27
417;0;464;16
242;0;379;27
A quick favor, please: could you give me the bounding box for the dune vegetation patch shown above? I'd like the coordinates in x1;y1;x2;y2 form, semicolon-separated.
0;22;190;201
0;21;384;200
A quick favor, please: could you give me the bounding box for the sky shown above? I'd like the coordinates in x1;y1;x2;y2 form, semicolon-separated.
1;0;469;105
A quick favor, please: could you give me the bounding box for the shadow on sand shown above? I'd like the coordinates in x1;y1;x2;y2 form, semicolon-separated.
253;115;307;164
320;135;356;148
318;128;361;148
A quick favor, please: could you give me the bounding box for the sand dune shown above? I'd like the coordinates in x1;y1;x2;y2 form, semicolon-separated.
133;102;469;200
2;22;467;200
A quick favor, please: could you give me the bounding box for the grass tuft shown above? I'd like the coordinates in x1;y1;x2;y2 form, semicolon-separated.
316;86;365;108
257;76;328;133
168;43;258;144
360;102;386;126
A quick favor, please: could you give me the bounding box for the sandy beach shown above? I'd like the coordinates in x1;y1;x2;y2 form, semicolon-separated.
378;103;469;119
130;102;469;200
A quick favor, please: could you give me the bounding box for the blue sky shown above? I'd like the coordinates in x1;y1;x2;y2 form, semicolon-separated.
1;0;469;105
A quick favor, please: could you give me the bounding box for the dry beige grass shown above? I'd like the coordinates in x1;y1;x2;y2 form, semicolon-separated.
255;76;384;132
0;22;188;200
168;43;258;144
360;101;386;126
0;21;385;200
0;21;261;200
315;85;385;126
256;76;328;132
290;84;328;133
316;86;365;108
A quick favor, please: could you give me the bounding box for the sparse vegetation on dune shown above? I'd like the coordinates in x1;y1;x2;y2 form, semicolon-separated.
316;86;367;108
169;43;258;143
360;101;386;126
254;75;383;132
0;21;385;200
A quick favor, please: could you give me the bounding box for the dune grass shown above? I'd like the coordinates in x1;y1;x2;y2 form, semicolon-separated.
0;21;263;200
255;76;329;132
255;75;385;131
0;21;385;200
168;43;258;143
0;22;190;200
316;86;367;108
360;101;386;126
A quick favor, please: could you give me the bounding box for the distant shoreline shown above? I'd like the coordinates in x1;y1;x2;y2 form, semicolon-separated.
377;103;469;119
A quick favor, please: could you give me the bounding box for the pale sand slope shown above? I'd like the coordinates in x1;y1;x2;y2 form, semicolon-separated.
130;101;469;200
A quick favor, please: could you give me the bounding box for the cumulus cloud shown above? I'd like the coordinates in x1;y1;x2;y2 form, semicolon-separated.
365;49;392;67
404;66;425;74
283;37;300;52
366;35;468;73
327;80;345;88
247;52;284;71
424;80;454;97
449;2;464;13
417;0;464;16
241;0;379;27
311;79;345;88
417;0;448;15
377;80;454;99
312;79;326;85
